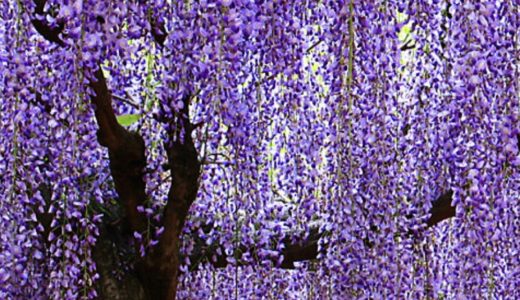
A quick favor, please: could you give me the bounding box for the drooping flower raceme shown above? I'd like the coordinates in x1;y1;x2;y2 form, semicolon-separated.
0;0;518;299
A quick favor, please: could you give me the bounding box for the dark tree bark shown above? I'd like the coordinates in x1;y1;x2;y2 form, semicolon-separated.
133;95;201;299
93;224;147;300
88;67;201;299
187;190;456;270
31;0;66;47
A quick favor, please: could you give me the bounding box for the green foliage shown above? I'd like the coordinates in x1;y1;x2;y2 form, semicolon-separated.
116;114;141;126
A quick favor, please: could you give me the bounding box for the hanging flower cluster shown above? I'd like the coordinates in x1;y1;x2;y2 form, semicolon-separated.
0;0;518;299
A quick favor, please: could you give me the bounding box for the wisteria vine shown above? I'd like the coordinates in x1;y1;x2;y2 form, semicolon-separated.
0;0;518;299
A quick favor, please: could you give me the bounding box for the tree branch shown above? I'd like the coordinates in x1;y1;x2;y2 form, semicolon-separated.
30;0;66;46
31;183;54;247
150;19;167;47
140;1;167;47
138;94;201;299
426;190;455;227
87;66;148;235
188;190;455;269
29;0;149;237
400;39;416;51
29;91;70;127
88;67;124;148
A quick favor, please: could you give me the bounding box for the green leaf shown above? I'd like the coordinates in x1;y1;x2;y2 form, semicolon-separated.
116;114;141;126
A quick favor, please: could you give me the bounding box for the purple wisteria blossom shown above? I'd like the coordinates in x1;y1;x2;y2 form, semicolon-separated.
0;0;518;299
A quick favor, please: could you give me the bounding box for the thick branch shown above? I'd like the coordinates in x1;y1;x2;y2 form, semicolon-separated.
30;0;148;238
190;190;455;269
279;227;323;268
137;94;201;299
88;67;148;235
89;68;125;149
426;190;455;227
30;0;66;46
150;19;167;47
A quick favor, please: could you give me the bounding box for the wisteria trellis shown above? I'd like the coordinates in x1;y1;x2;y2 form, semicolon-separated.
0;0;518;299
